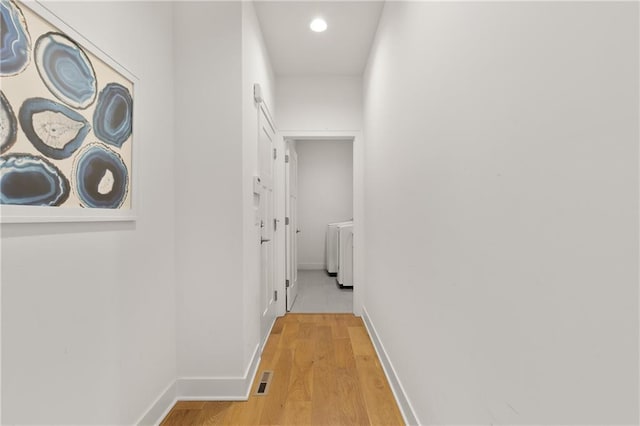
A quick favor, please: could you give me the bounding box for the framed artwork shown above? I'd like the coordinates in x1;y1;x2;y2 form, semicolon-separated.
0;0;138;222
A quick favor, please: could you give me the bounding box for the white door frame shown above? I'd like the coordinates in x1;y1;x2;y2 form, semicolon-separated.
275;130;364;317
284;141;299;311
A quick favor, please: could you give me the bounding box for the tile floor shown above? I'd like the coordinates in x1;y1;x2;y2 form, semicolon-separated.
289;269;353;313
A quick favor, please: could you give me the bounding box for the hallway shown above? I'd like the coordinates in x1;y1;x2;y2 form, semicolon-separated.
160;314;404;425
1;2;637;424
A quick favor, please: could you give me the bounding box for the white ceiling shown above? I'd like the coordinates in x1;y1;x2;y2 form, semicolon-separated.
254;1;384;76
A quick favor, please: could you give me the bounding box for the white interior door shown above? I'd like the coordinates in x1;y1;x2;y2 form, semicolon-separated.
259;106;276;342
285;143;299;311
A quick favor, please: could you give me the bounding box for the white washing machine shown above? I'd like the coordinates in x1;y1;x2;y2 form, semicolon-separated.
337;222;354;287
326;221;352;275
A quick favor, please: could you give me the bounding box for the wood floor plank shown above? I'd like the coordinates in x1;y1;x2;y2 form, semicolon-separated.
261;333;281;367
348;325;376;357
280;320;300;350
319;313;336;325
356;354;405;426
271;316;286;334
194;402;233;425
161;314;404;426
223;355;269;426
297;321;315;339
172;401;206;410
310;324;341;425
287;338;314;401
296;313;324;323
334;337;356;369
331;316;351;339
160;408;201;426
313;325;333;363
222;398;264;425
283;400;312;425
259;348;293;425
335;367;371;425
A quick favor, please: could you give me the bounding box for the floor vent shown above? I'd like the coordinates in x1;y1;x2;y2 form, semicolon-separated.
255;370;273;396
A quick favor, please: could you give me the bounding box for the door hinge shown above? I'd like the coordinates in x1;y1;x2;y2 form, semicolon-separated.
274;290;278;301
285;217;290;225
273;218;277;231
285;279;290;288
285;154;289;163
273;148;277;160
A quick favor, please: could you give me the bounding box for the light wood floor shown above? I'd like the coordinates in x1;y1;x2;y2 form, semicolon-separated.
161;313;405;425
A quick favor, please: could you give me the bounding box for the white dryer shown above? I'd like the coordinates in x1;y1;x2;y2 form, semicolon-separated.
326;221;352;275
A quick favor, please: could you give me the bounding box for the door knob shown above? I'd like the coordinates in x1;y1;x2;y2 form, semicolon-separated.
296;229;301;234
261;238;271;244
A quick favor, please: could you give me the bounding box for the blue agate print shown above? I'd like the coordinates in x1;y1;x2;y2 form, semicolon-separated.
19;97;91;160
0;153;70;206
1;3;134;212
0;90;17;153
35;32;97;109
73;143;128;208
0;0;31;76
93;83;133;147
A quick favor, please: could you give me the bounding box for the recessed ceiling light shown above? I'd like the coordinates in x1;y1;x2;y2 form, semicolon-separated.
310;18;327;33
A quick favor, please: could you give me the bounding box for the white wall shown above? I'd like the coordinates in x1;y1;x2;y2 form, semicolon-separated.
1;2;176;424
296;140;353;269
173;0;278;402
174;1;245;380
277;76;361;131
2;1;278;423
363;2;638;424
241;0;278;358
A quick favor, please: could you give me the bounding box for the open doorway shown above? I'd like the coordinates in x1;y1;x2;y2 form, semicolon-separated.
285;138;354;313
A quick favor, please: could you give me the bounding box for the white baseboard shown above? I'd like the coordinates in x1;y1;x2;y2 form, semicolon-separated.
261;315;278;353
177;343;261;400
136;344;261;425
361;307;421;426
298;263;324;270
136;381;177;426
